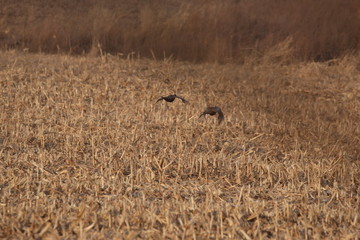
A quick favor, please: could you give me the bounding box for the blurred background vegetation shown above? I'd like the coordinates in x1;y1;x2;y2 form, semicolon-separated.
1;0;359;63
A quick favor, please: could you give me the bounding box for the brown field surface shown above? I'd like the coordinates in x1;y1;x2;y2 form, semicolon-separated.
0;50;359;239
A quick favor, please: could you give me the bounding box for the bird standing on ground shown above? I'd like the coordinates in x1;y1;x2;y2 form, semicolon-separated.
156;94;189;103
199;106;224;124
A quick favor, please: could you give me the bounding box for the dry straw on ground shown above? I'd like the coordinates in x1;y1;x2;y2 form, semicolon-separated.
0;50;359;239
1;2;359;239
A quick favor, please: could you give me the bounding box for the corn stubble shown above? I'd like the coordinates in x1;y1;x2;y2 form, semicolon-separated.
0;51;359;239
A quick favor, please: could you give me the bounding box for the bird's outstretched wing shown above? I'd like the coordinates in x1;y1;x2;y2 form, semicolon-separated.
199;107;212;118
175;95;189;103
216;108;224;124
156;97;164;103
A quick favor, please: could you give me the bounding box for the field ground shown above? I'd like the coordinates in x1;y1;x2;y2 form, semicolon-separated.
0;51;359;239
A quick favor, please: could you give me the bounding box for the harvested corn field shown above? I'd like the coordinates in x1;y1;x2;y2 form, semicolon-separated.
0;51;359;239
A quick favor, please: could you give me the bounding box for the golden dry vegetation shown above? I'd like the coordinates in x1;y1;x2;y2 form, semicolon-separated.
1;0;360;62
0;50;359;239
1;0;360;239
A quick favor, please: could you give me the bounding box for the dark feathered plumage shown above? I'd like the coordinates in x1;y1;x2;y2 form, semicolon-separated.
156;94;189;103
199;106;224;124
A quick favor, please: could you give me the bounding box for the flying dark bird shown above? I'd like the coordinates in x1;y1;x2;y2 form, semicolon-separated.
199;106;224;124
156;94;189;103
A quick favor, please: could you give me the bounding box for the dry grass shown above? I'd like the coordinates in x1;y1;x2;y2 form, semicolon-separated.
0;50;359;239
1;0;360;62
